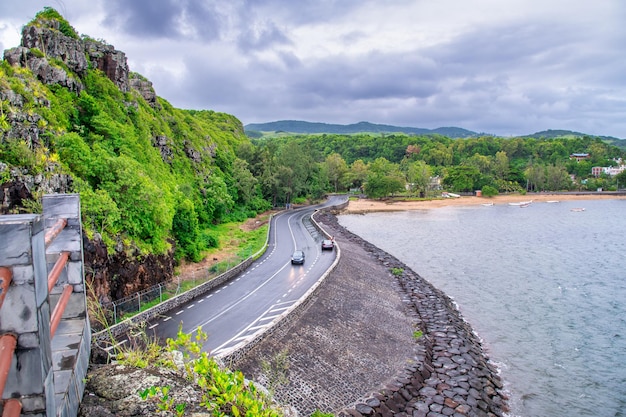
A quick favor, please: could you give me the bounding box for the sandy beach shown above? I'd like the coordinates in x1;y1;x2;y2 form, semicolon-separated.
342;192;626;213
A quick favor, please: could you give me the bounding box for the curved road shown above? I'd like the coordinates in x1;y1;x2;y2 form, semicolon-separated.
145;195;347;355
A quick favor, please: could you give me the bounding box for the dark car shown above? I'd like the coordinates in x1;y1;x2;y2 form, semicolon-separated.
321;239;334;250
291;250;305;265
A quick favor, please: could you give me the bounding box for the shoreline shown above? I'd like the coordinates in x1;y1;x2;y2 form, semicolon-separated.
341;192;626;213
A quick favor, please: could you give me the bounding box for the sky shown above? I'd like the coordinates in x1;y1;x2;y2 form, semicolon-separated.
1;0;625;138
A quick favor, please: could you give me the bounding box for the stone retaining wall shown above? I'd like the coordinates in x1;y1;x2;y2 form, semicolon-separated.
327;213;509;417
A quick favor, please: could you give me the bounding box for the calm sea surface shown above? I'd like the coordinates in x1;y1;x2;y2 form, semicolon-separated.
338;199;626;417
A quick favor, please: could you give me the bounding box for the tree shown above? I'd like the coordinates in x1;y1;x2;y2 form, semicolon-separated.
406;160;431;197
494;151;509;180
364;174;405;199
324;153;348;192
172;199;201;261
524;164;546;191
615;169;626;190
443;165;480;192
230;158;258;206
545;164;572;191
346;159;368;190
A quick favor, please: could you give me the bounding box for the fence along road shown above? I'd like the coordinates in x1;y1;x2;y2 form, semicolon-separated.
143;195;347;357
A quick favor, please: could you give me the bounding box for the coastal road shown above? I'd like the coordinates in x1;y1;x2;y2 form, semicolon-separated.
144;195;347;354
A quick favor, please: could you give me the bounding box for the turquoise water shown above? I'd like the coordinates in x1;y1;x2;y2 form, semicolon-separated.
338;199;626;417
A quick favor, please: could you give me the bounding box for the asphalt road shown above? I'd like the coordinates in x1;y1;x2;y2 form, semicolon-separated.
144;195;347;354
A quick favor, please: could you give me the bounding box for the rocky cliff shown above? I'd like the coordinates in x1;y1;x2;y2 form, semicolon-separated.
0;11;172;304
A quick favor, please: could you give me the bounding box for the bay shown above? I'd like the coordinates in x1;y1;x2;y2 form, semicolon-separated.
338;199;626;417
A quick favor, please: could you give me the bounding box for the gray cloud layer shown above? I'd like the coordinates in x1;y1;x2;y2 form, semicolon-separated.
1;0;625;137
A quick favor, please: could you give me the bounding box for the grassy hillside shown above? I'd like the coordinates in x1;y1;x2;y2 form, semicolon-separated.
0;8;268;261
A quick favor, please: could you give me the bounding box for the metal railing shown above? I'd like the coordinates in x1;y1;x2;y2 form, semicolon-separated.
101;249;256;324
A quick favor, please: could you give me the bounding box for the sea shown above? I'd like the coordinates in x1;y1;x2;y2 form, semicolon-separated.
337;198;626;417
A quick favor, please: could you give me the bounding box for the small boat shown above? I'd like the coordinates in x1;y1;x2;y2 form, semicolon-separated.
570;207;585;212
546;200;560;203
509;200;533;206
482;202;494;206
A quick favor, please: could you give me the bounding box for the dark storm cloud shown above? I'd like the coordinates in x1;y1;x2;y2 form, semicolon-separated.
103;0;223;40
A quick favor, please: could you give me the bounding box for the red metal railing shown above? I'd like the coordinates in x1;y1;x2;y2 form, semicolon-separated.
2;398;22;416
0;334;17;400
48;251;70;292
44;218;67;247
50;285;73;338
0;268;11;310
2;398;22;417
1;216;71;416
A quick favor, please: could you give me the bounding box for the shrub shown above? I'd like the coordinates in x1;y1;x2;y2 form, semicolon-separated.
481;185;499;197
33;7;79;39
200;230;219;249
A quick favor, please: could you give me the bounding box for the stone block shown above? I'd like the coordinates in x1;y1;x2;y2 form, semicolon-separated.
18;331;41;349
6;348;45;395
11;264;34;284
38;302;52;372
44;370;55;417
43;194;80;220
67;261;83;286
32;229;48;308
49;291;84;320
53;369;71;394
18;394;46;414
0;283;37;333
0;215;42;264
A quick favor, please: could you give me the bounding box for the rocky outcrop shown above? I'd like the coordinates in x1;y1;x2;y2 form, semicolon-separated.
4;17;131;94
129;76;160;109
0;165;74;212
84;39;130;92
151;135;174;163
82;233;174;306
78;363;208;417
7;18;129;92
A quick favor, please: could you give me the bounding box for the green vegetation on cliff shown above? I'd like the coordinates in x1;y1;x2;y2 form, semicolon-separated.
0;8;269;261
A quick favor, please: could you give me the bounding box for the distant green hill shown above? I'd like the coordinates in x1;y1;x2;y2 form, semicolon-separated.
244;120;479;138
524;129;626;150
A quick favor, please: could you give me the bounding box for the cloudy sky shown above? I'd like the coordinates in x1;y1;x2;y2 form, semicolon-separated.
1;0;625;137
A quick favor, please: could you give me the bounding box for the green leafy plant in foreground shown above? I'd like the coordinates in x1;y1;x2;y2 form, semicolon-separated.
138;386;185;417
134;326;283;416
311;411;333;417
391;267;404;276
